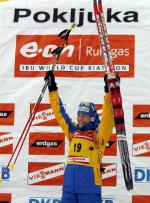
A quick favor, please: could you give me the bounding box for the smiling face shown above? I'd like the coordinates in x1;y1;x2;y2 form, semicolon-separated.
77;113;91;128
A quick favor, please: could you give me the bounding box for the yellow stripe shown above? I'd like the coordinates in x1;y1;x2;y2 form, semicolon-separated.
0;0;9;2
49;91;72;141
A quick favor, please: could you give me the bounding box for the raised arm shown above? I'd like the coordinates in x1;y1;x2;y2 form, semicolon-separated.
45;71;76;141
97;75;118;160
97;92;115;160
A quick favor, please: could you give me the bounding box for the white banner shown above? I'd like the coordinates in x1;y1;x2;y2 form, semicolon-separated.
0;0;150;203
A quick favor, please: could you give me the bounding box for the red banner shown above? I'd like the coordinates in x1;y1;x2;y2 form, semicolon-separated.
0;103;15;126
133;105;150;127
29;132;65;155
15;35;135;77
28;162;65;185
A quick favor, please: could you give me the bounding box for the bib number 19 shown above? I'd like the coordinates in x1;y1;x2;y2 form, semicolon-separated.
74;143;82;152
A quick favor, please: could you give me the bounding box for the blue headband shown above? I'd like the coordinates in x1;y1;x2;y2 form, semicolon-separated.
78;102;97;119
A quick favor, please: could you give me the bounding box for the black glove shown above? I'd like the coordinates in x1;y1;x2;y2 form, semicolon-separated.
44;71;58;92
104;73;120;93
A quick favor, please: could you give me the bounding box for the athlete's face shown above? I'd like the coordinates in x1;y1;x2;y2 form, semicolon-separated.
77;113;91;128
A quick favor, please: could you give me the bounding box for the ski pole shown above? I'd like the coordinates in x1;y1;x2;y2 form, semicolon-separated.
0;24;75;183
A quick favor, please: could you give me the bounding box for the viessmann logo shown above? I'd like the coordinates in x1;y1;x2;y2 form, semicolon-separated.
133;134;150;156
0;104;15;126
29;132;65;155
0;132;13;154
133;105;150;127
132;195;150;203
28;162;65;185
30;103;65;126
15;34;135;78
0;193;11;203
96;104;102;117
102;163;117;186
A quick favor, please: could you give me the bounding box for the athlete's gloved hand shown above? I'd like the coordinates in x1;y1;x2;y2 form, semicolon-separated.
44;71;58;92
104;73;120;93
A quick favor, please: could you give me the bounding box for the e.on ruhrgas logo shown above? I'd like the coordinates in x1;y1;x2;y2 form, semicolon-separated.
0;193;11;203
133;105;150;127
133;134;150;156
14;34;135;78
29;132;65;155
0;104;14;126
104;134;117;156
0;132;13;154
132;195;150;203
28;162;65;185
101;163;117;186
30;103;64;126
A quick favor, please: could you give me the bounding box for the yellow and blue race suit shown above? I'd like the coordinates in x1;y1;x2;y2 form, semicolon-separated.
49;91;114;194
